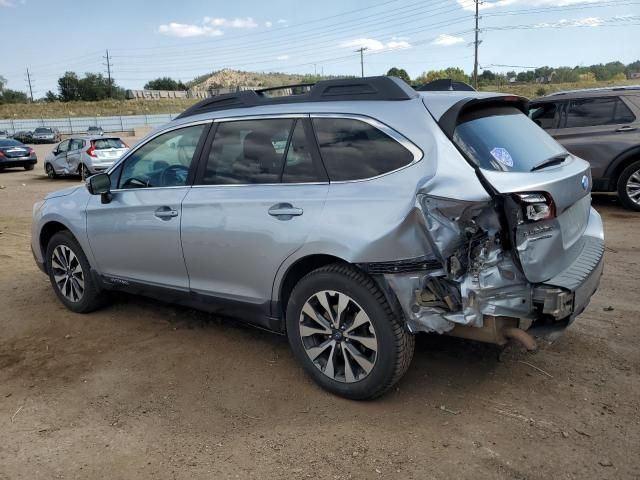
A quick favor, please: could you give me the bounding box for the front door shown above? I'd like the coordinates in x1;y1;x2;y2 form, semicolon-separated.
86;123;209;290
66;138;84;174
52;140;70;174
181;117;329;312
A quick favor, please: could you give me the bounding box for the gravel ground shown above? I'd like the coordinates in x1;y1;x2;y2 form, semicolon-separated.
0;140;639;479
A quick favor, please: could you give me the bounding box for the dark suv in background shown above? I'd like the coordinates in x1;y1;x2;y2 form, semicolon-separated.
530;86;640;210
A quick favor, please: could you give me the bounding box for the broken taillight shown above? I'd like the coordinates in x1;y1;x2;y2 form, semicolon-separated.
513;192;556;222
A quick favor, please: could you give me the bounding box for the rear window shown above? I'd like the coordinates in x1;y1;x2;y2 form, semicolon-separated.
453;107;566;172
565;97;635;128
312;118;414;181
93;138;126;150
0;139;22;147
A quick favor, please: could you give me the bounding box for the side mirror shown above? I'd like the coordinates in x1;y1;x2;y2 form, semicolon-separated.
86;172;112;203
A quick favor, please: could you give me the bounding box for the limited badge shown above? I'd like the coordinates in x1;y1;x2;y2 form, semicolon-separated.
490;147;514;169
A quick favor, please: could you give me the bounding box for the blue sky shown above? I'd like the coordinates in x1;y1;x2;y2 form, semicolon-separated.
1;0;638;97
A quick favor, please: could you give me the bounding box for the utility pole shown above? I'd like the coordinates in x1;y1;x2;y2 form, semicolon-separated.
103;49;113;98
355;47;368;78
25;68;34;102
473;0;480;89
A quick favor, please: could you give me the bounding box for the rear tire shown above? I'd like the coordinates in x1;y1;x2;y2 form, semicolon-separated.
80;164;91;180
617;160;640;211
45;163;57;179
45;231;106;313
286;263;414;400
24;164;34;171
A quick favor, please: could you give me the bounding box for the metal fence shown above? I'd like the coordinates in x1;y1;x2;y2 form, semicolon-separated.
0;113;181;135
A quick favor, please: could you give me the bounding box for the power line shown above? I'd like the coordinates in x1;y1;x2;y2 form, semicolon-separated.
473;0;479;89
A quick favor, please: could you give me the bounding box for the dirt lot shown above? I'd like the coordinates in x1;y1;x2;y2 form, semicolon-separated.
1;140;639;479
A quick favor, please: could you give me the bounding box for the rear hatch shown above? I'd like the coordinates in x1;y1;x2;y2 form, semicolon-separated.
425;95;592;284
90;137;129;162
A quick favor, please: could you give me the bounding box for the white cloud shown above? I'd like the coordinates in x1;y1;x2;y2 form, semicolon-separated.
158;22;223;38
265;20;273;28
203;16;257;28
0;0;16;6
432;34;465;46
339;37;412;51
536;16;603;27
276;54;289;61
277;19;288;24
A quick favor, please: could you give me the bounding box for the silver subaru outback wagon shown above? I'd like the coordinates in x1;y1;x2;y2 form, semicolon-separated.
31;77;604;399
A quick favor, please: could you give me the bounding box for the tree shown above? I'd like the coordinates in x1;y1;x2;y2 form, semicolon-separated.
415;67;470;84
58;71;81;101
0;88;28;104
144;77;188;91
385;67;410;84
57;71;125;101
44;90;58;102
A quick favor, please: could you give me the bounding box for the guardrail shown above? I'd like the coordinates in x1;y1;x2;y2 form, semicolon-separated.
0;113;180;135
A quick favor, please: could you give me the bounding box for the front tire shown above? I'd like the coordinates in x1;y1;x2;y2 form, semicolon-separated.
617;160;640;211
286;263;414;400
45;163;57;179
45;231;106;313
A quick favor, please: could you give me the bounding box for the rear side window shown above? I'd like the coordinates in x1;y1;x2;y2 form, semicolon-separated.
312;117;414;181
203;119;293;185
70;139;84;150
565;97;635;128
453;107;566;172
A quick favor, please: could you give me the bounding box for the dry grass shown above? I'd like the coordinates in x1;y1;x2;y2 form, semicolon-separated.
0;98;200;120
1;79;638;119
479;78;638;98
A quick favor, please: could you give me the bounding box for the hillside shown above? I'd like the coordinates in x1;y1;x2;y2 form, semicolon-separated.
188;68;346;90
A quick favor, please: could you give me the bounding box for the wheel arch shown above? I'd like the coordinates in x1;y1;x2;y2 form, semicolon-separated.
39;221;74;268
275;253;349;321
602;146;640;191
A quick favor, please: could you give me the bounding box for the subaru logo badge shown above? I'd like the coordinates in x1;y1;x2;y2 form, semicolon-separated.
581;175;589;191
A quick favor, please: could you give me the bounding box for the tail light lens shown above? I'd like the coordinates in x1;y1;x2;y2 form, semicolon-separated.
28;148;36;156
86;141;97;157
513;192;556;222
0;151;5;158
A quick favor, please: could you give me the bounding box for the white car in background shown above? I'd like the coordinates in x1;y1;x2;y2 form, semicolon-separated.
45;136;129;179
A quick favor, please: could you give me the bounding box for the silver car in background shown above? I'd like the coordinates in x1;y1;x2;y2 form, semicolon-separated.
44;136;129;178
31;77;604;399
32;127;61;144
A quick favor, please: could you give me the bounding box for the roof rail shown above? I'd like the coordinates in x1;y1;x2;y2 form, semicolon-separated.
547;85;640;96
416;79;476;92
175;76;418;119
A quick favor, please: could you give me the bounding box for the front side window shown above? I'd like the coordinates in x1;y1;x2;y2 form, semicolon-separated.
530;102;560;129
203;119;293;185
453;106;567;172
57;140;70;153
117;124;205;189
312;117;414;181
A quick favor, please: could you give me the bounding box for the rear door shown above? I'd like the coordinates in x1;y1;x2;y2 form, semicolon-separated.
446;102;592;283
181;116;328;314
551;96;639;181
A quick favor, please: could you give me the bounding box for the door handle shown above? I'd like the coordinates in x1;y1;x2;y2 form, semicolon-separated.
154;207;179;219
268;203;303;219
616;126;637;132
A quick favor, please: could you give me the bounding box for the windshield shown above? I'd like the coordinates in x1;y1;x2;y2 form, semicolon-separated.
93;138;126;150
453;106;567;172
34;128;52;134
0;139;23;147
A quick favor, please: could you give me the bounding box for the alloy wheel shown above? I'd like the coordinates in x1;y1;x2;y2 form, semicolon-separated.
299;290;378;383
46;164;55;178
51;245;85;302
626;168;640;207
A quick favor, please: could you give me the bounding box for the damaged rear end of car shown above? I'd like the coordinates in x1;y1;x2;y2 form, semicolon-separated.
377;92;604;349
